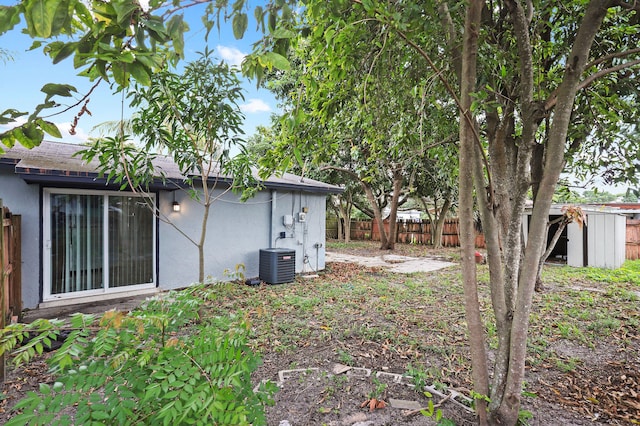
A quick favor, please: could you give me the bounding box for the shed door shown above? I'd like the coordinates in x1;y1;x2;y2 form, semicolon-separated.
586;214;626;269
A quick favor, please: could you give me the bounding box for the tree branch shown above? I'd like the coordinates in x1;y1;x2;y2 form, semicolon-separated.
42;79;103;119
349;0;495;206
585;47;640;69
609;0;640;11
545;58;640;111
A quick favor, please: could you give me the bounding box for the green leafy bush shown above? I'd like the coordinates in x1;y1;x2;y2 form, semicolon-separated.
0;285;276;425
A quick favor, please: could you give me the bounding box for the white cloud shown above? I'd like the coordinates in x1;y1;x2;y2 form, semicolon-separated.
0;115;27;134
217;45;246;68
57;122;91;144
240;99;271;114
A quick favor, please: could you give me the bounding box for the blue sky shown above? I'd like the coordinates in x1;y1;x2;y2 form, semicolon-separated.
0;1;278;144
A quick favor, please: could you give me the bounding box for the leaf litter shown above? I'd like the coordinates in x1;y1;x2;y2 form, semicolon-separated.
1;240;638;425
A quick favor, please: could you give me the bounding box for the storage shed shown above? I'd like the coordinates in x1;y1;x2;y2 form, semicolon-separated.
523;205;627;269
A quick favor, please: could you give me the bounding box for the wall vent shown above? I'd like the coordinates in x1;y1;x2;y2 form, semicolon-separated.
259;248;295;284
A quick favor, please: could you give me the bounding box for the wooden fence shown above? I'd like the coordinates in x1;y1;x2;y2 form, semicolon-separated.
334;218;485;248
1;202;22;382
331;217;639;258
627;219;640;260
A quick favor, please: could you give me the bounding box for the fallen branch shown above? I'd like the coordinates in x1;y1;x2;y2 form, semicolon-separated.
402;393;452;417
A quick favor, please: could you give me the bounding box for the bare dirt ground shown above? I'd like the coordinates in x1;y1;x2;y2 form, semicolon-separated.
1;241;638;425
253;245;638;425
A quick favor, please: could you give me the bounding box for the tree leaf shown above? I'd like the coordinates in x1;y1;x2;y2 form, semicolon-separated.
112;1;138;26
253;5;264;30
141;16;167;39
40;83;76;102
293;146;303;167
129;61;151;86
111;61;128;87
232;12;248;39
50;0;72;35
270;28;295;39
0;6;21;35
260;52;290;71
10;125;39;148
25;0;61;38
0;109;27;125
22;122;44;143
52;41;77;64
167;14;188;58
39;383;51;395
36;119;62;138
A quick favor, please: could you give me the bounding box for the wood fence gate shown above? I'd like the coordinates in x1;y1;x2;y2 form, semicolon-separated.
1;201;22;381
626;219;640;260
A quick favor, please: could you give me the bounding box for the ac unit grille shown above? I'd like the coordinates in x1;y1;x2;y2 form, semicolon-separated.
259;249;295;284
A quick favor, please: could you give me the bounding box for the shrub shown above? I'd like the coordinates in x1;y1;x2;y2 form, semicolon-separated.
0;285;276;425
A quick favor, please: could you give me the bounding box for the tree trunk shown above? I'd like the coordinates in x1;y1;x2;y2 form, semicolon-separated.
198;182;212;284
458;2;490;424
329;200;342;241
382;168;404;250
362;182;389;249
432;197;451;249
419;197;435;245
535;218;568;291
343;217;351;243
333;193;354;242
487;2;610;424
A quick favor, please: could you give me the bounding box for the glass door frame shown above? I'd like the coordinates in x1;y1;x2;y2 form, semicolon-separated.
43;188;157;301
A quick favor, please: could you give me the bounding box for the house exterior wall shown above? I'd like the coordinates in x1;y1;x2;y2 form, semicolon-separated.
0;168;329;308
157;187;327;290
269;190;327;274
0;168;41;309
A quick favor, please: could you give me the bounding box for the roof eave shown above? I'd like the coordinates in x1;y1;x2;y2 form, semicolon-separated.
262;181;343;194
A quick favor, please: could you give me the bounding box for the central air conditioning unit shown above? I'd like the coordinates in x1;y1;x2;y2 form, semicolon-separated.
259;248;296;284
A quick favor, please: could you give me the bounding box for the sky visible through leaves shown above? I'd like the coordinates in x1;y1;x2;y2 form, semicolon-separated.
0;0;276;144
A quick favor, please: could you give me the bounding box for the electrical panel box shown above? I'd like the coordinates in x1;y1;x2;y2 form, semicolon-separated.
298;212;307;222
283;214;294;226
259;248;295;284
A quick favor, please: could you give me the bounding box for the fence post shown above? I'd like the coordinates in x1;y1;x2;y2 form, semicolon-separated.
0;199;5;382
11;215;21;321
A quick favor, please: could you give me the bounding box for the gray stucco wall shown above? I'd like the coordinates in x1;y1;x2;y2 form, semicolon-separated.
157;187;327;289
268;190;327;273
0;169;329;308
0;168;41;309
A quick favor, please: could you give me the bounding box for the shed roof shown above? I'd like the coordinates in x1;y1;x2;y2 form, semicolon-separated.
1;141;342;194
524;203;628;216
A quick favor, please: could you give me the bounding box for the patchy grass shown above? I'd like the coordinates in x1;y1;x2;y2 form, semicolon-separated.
195;241;639;424
542;259;640;287
2;241;637;425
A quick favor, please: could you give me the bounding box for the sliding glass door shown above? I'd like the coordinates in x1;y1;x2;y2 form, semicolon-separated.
44;189;156;300
108;196;154;287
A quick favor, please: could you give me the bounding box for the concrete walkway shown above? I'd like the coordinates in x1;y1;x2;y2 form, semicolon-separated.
325;252;456;274
22;293;152;322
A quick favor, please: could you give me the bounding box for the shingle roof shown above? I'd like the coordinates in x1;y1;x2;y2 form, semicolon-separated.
1;141;342;194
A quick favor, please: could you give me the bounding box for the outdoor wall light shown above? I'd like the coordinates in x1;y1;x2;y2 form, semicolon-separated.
172;192;181;212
